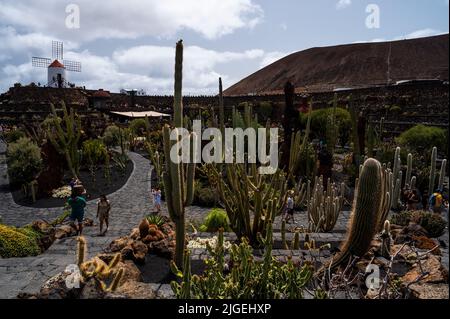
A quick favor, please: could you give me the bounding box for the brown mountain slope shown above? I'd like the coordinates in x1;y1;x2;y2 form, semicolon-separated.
224;34;449;95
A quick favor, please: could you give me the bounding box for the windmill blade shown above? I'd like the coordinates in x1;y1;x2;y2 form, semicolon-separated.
32;57;52;68
63;60;82;72
52;41;64;60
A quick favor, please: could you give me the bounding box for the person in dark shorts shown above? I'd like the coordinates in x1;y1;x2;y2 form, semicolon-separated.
284;191;296;224
67;186;87;235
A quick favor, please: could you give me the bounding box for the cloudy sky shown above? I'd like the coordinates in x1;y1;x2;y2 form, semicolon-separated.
0;0;448;94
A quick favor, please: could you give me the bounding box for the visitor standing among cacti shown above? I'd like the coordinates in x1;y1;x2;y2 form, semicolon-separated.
151;187;162;214
96;194;111;236
283;190;296;224
67;185;87;235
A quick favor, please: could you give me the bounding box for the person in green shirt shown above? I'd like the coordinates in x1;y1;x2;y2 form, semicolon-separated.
67;190;87;235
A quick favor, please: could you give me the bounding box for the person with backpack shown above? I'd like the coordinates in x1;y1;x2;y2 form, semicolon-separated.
429;189;444;214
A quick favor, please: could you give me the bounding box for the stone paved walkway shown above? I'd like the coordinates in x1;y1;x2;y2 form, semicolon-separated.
0;141;153;298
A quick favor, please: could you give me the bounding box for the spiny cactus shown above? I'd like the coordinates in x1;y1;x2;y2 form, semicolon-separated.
348;95;361;166
291;231;300;250
438;159;447;191
405;153;413;188
77;236;86;266
170;225;314;299
429;147;437;193
204;163;287;247
162;40;196;268
380;220;392;259
307;176;345;233
76;236;124;292
318;158;387;275
281;220;288;249
47;102;82;178
288;103;311;180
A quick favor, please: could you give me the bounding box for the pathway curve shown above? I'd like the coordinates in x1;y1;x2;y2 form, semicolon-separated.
0;141;153;298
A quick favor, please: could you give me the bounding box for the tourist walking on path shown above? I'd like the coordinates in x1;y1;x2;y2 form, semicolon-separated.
151;187;162;214
97;195;111;236
283;191;296;224
67;186;87;235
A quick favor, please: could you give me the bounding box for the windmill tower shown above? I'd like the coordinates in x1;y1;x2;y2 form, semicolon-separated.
32;41;81;88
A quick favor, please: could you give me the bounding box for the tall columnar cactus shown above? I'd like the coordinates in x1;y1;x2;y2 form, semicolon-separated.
380;220;392;259
307;176;345;233
218;77;225;137
288;102;312;180
47;102;82;179
319;158;388;275
291;231;300;250
391;147;402;210
438;159;447;191
429;147;437;193
405;153;413;188
326;94;338;155
348;95;361;166
162;40;196;268
281;220;288;249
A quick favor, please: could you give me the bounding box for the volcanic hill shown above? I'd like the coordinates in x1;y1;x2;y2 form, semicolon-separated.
224;34;449;96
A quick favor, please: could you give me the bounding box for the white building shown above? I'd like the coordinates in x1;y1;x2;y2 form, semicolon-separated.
47;60;67;88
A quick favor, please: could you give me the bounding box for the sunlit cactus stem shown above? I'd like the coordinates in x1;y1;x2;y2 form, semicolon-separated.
162;40;196;269
318;158;387;275
429;147;437;193
438;159;447;191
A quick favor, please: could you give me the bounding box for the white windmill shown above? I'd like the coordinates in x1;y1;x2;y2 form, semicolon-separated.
32;41;81;88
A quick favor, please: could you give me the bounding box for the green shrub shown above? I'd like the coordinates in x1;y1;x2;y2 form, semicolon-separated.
102;125;121;148
411;211;447;238
146;214;165;228
195;186;218;208
6;137;42;185
390;211;412;227
0;224;41;258
397;125;447;154
258;101;273;121
301;107;351;146
391;210;447;238
4;129;26;144
129;119;147;136
82;139;108;166
199;208;231;232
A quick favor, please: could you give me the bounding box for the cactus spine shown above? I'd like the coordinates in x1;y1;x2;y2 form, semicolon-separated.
47;102;82;179
162;40;196;268
319;158;387;275
429;147;437;193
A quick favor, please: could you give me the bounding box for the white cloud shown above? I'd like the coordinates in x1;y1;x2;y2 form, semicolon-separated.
354;29;447;43
280;23;288;31
336;0;352;10
395;28;446;40
0;40;282;95
259;51;289;68
0;0;263;42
